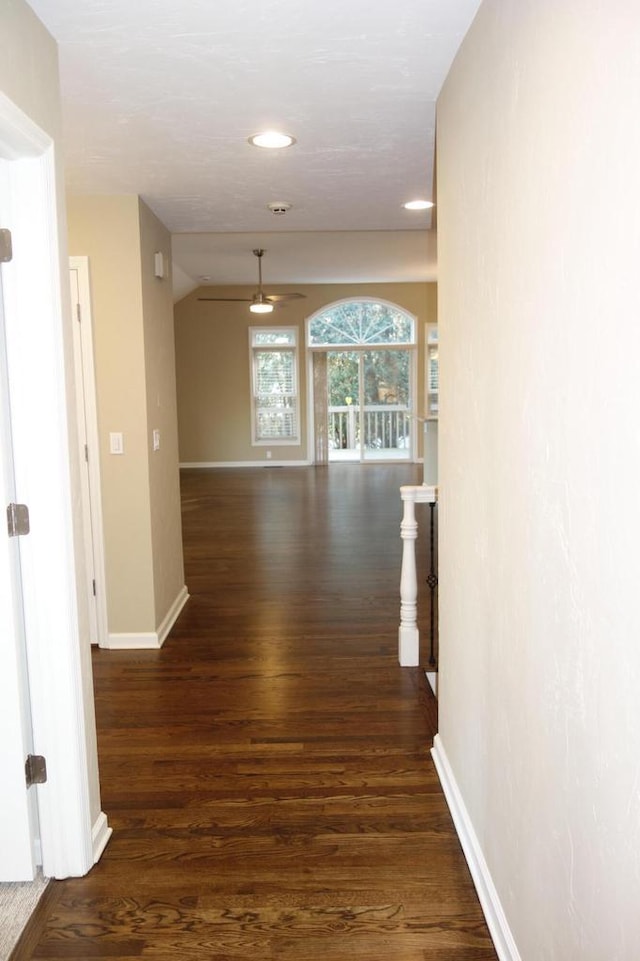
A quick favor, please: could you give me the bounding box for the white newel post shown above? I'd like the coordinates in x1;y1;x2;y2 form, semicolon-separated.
399;484;437;666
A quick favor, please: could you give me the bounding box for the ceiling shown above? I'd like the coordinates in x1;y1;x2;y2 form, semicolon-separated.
27;0;481;293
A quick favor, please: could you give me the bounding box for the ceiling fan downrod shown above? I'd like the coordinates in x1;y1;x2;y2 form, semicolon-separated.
250;249;274;313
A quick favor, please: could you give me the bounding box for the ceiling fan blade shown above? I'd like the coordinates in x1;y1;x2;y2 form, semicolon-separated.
197;253;306;307
265;292;306;303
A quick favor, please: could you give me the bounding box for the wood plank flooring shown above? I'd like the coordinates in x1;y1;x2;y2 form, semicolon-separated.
15;465;496;961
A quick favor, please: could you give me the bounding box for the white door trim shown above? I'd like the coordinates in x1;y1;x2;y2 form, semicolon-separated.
0;163;40;880
69;257;108;648
0;92;107;879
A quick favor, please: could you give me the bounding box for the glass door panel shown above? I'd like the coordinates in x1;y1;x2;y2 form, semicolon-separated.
327;350;359;461
327;348;411;462
362;349;411;461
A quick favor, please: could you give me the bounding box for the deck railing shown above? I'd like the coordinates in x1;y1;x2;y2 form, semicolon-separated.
329;404;410;451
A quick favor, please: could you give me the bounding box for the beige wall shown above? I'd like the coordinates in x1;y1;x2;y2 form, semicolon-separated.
175;283;436;464
437;1;640;957
138;200;185;627
67;195;155;633
67;195;185;636
0;0;60;136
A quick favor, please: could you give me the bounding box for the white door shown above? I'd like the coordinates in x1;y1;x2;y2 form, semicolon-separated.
0;198;39;880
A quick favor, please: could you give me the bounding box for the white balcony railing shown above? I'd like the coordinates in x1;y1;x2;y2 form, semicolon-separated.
329;404;410;453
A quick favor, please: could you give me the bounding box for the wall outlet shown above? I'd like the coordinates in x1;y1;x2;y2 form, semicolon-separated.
266;450;272;459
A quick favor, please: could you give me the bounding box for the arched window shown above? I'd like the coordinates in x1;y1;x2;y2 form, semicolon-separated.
307;299;416;464
308;298;415;347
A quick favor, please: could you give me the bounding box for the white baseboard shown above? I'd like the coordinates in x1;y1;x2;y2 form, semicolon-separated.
106;631;161;649
91;811;112;864
180;460;312;469
431;734;522;961
157;585;189;646
106;585;189;650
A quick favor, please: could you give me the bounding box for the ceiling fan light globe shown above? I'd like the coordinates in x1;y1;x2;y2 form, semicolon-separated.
250;301;274;314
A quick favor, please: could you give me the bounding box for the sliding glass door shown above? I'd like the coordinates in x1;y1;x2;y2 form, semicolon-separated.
327;348;411;462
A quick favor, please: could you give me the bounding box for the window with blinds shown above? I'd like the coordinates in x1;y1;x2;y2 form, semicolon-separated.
250;328;299;444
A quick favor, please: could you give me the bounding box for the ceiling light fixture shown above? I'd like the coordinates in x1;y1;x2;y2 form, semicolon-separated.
403;199;434;210
250;293;274;314
198;250;305;311
249;250;274;313
249;130;296;149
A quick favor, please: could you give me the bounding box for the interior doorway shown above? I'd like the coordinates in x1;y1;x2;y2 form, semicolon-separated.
0;90;108;881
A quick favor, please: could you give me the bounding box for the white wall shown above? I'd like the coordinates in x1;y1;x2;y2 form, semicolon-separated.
437;1;640;958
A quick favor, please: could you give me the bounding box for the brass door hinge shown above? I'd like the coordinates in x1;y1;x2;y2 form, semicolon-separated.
25;754;47;787
7;503;30;537
0;228;12;263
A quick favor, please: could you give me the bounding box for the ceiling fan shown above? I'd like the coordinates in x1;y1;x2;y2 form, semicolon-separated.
198;248;306;313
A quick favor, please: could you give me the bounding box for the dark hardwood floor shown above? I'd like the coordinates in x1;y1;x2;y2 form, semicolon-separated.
15;465;496;960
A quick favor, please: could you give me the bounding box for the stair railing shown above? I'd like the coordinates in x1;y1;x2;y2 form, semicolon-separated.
398;483;438;666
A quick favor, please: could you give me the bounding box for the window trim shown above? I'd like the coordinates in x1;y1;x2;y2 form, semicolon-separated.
249;326;300;446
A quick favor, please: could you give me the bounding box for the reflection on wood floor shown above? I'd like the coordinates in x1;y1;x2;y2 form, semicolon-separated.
14;465;497;961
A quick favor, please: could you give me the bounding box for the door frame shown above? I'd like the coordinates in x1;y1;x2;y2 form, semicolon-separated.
0;162;40;879
0;91;108;879
69;257;108;648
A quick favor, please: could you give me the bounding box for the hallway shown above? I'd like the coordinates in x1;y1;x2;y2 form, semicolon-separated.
16;465;496;960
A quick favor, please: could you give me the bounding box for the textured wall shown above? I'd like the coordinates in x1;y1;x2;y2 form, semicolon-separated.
437;1;640;957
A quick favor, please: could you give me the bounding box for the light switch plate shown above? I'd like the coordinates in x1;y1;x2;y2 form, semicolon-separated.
153;429;160;451
109;432;124;454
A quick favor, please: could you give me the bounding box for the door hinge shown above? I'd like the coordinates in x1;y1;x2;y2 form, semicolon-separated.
25;754;47;787
0;228;12;263
84;443;89;462
92;578;96;596
76;302;81;323
7;503;30;537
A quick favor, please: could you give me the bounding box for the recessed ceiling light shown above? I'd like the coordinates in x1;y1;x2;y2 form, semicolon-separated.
249;131;296;149
403;199;434;210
